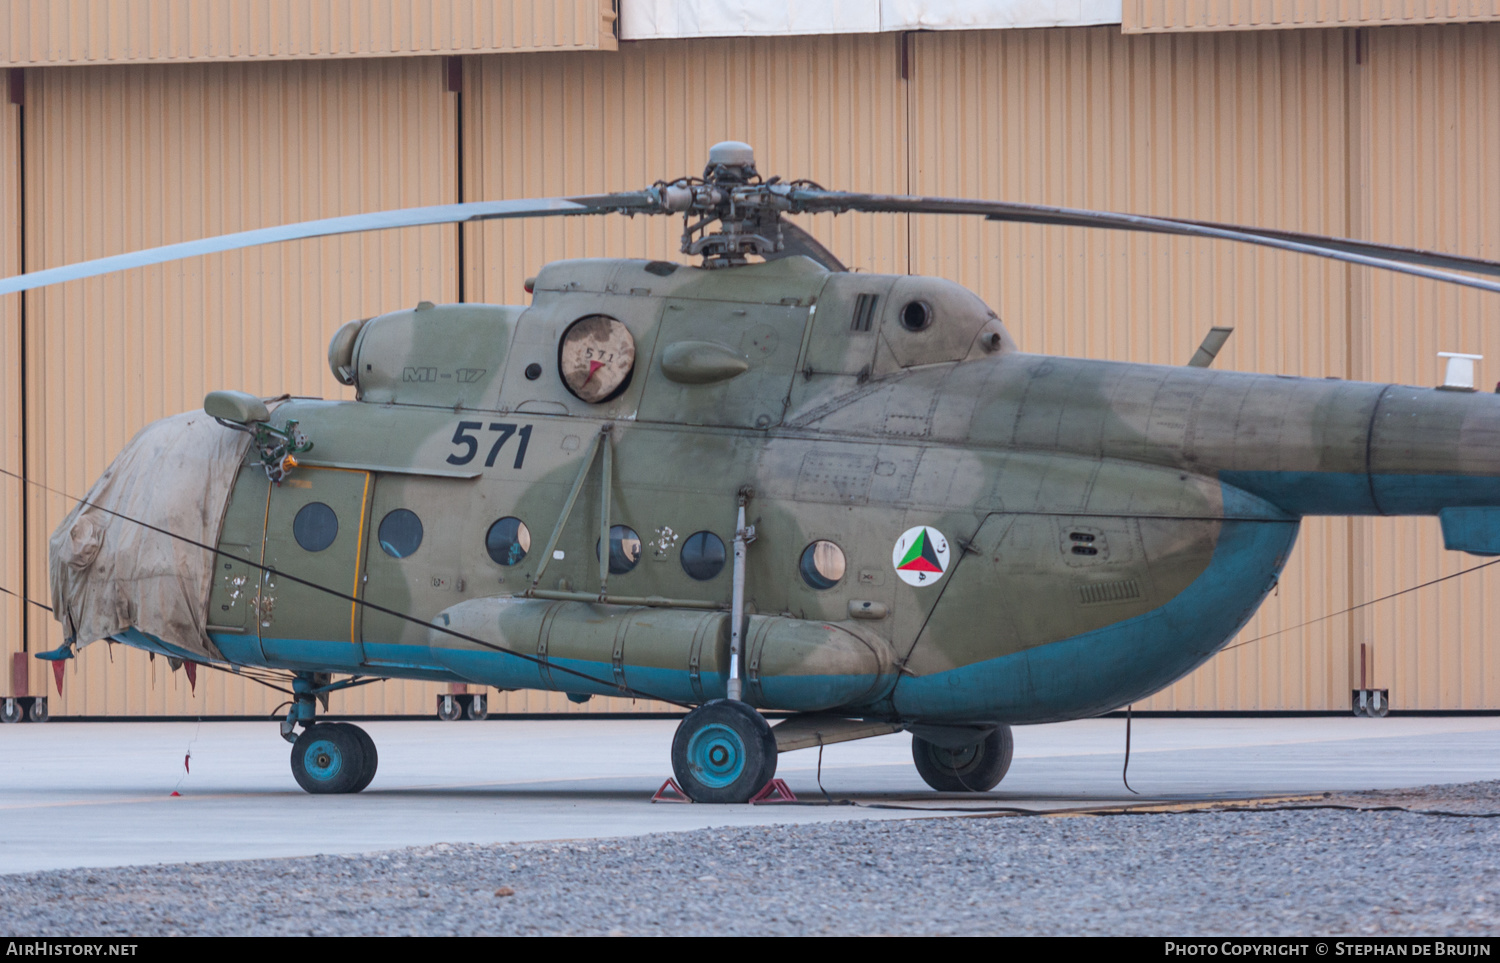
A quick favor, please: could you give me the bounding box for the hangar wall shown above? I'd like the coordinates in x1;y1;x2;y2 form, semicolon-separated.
904;27;1357;711
21;58;462;716
4;21;1499;715
1;0;619;64
1358;25;1500;712
1123;0;1500;33
0;89;24;711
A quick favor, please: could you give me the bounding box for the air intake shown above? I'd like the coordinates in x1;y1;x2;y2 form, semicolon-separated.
851;293;880;332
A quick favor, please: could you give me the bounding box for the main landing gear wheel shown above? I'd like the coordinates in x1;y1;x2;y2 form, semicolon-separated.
343;723;379;792
912;725;1014;793
671;699;778;804
466;694;488;720
437;695;462;722
291;722;376;794
1;699;20;724
28;698;48;723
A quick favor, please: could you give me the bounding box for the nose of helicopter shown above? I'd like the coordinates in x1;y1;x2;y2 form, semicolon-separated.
47;408;254;663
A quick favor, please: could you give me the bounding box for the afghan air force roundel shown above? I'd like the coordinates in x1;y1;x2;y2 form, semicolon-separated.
892;526;951;587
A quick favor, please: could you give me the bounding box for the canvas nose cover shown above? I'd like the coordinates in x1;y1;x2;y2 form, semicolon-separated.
48;409;254;660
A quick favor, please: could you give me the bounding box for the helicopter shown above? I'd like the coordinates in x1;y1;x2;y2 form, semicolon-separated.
8;141;1500;802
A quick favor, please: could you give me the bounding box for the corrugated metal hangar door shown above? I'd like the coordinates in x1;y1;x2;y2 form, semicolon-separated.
2;16;1499;714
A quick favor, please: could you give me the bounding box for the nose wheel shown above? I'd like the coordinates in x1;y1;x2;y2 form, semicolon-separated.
670;699;777;803
290;722;379;794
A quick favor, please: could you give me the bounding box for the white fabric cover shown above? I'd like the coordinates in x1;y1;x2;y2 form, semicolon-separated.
49;410;253;660
623;0;878;36
620;0;1123;38
882;0;1122;29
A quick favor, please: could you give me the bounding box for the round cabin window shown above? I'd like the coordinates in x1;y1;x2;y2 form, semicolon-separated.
378;509;424;559
292;502;339;553
558;315;636;403
900;300;932;332
799;540;846;590
597;524;642;575
486;517;532;566
680;531;727;581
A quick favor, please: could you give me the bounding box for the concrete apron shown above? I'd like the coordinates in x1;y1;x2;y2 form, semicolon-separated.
2;716;1499;874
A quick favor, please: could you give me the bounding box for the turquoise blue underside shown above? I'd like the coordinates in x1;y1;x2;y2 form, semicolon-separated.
131;483;1294;722
428;645;892;711
114;627;220;664
1438;506;1500;556
202;629;891;711
144;499;1297;723
888;513;1299;724
210;634;470;683
117;470;1500;725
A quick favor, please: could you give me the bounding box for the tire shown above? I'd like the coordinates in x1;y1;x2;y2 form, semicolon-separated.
27;698;48;724
291;722;367;794
339;723;379;793
912;725;1014;793
437;695;462;722
466;694;488;721
1;700;21;724
671;700;778;804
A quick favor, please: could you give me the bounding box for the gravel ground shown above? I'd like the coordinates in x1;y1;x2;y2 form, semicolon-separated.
4;783;1500;936
1328;779;1500;814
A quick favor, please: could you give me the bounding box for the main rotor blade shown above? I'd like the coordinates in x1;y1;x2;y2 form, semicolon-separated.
766;216;847;272
1175;221;1500;280
789;190;1500;296
0;193;656;296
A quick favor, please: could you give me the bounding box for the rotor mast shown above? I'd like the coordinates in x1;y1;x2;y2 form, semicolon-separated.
658;141;796;267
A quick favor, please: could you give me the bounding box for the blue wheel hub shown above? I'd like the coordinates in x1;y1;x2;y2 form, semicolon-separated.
685;722;746;788
302;737;344;782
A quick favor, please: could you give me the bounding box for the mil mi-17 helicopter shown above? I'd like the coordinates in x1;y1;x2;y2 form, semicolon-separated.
8;141;1500;802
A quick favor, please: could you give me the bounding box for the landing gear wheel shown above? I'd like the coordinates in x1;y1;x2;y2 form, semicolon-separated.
912;725;1013;793
338;723;379;793
291;722;367;794
437;695;462;722
1;699;20;724
671;699;777;804
466;694;488;721
28;698;47;724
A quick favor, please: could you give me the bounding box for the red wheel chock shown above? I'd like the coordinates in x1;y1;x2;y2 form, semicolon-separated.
651;778;693;803
749;779;797;804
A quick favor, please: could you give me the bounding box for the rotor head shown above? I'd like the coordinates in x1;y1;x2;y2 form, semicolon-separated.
704;141;758;184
